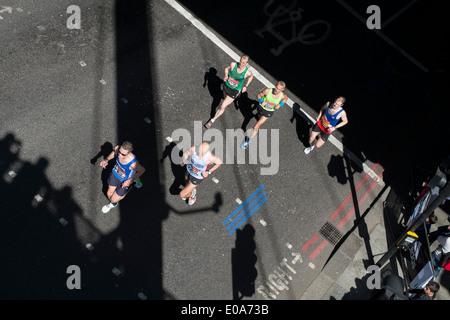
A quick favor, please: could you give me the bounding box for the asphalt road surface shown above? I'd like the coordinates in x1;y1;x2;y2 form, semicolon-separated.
0;0;449;300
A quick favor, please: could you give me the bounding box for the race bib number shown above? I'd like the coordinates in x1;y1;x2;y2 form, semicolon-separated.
320;115;331;129
113;164;126;179
188;164;200;173
264;101;277;110
227;77;240;89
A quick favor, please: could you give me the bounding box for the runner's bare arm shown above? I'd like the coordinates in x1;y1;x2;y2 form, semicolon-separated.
203;154;223;177
257;88;271;106
334;111;348;129
275;93;288;110
223;62;235;81
123;161;146;187
242;70;254;92
100;145;119;169
180;145;194;166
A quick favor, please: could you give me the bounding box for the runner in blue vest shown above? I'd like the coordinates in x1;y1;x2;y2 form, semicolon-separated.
99;141;146;213
204;55;254;129
180;142;222;205
304;96;348;154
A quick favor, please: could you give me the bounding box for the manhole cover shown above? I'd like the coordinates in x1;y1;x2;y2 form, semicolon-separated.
319;222;343;246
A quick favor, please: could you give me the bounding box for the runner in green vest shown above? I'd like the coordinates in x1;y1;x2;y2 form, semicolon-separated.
205;55;254;129
241;81;288;149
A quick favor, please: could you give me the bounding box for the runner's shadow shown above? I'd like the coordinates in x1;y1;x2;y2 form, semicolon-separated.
91;142;114;196
231;224;257;300
290;102;313;148
327;154;347;185
160;142;187;195
203;67;224;119
234;92;258;131
90;142;113;165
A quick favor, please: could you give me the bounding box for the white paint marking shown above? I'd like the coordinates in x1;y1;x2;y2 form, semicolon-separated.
212;177;219;184
165;136;173;143
79;61;86;67
235;198;242;205
112;267;121;276
308;262;315;269
165;0;384;187
59;218;68;226
99;79;107;85
286;243;293;249
34;194;43;202
138;292;147;300
144;117;151;124
260;219;267;226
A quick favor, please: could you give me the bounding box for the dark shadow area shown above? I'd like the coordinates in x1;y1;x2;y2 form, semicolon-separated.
113;0;167;299
90;142;114;196
289;102;312;148
0;133;121;299
234;92;258;131
90;142;113;165
327;154;347;185
177;0;450;221
160;142;186;196
203;67;224;119
231;224;258;300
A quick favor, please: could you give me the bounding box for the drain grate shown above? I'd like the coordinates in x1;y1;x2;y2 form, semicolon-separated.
319;222;343;246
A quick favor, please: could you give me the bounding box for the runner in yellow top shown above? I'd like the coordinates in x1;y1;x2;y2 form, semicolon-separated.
204;55;254;129
241;81;288;149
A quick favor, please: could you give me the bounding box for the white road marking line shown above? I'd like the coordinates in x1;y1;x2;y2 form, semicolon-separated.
260;219;267;226
235;198;242;204
165;0;384;187
212;177;219;184
166;136;173;143
308;262;315;269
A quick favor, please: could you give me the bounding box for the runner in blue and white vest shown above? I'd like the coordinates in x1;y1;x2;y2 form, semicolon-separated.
180;142;222;205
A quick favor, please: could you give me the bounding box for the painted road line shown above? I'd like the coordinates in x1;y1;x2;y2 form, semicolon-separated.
337;176;381;228
165;0;383;186
309;239;329;260
301;233;319;253
228;196;268;235
225;191;267;231
223;184;264;225
330;163;380;221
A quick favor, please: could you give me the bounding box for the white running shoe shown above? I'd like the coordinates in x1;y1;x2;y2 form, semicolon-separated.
304;146;314;154
188;188;197;205
102;202;117;213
